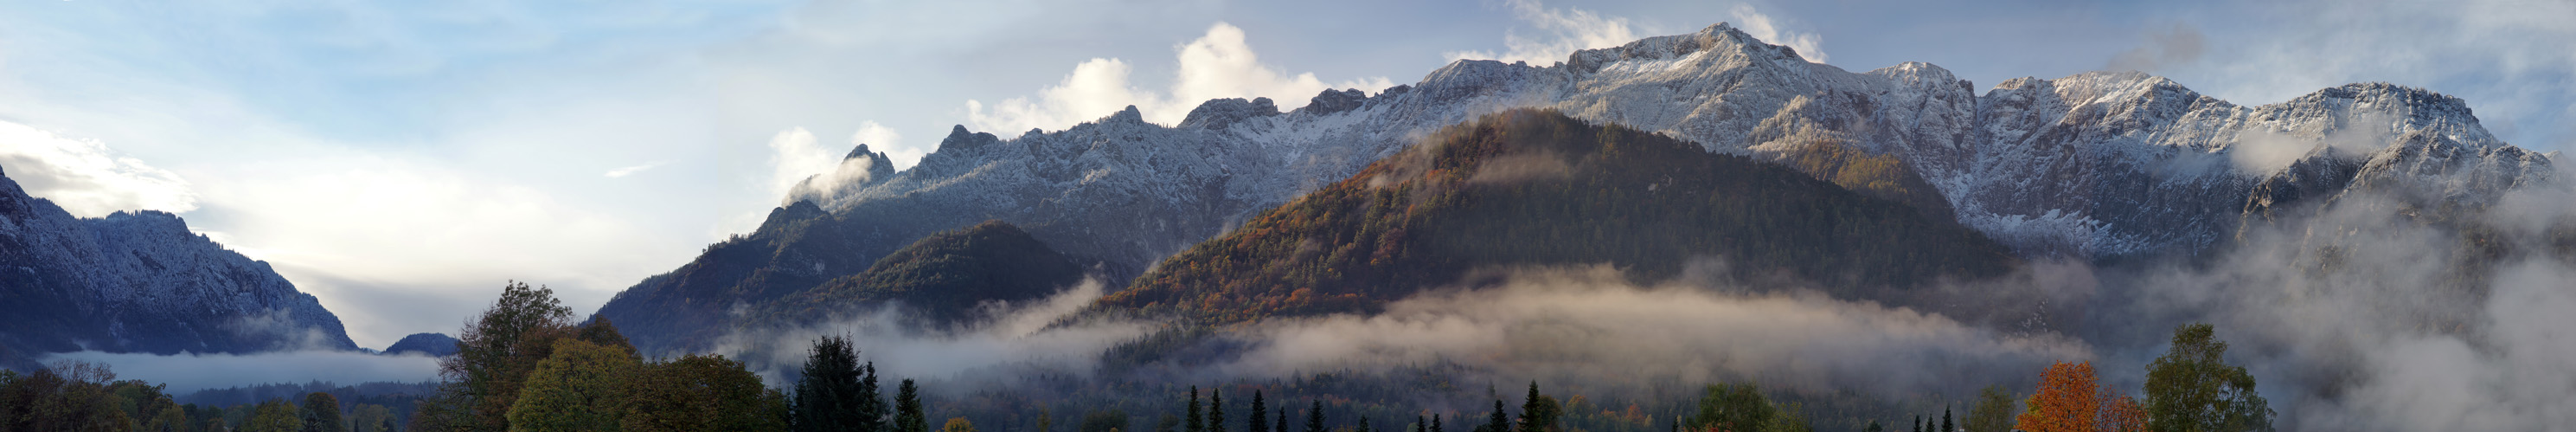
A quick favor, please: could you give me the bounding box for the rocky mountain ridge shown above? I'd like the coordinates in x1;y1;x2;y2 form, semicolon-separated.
595;22;2554;352
0;165;356;370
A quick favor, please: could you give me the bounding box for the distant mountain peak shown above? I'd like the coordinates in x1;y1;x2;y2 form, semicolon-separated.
381;332;460;357
1179;97;1281;130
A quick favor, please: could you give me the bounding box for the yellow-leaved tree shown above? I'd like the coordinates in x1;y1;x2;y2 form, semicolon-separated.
506;339;640;431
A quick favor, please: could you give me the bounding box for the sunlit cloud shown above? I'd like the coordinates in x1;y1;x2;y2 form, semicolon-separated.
0;120;197;217
965;23;1394;133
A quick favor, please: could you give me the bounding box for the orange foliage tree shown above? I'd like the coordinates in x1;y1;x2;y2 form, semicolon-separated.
2098;394;2147;432
2015;361;2100;432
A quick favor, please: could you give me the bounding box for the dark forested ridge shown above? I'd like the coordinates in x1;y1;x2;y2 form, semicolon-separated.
593;200;904;354
759;220;1089;329
1099;109;2016;324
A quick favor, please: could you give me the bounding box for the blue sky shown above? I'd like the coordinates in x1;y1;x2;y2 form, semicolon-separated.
0;0;2568;348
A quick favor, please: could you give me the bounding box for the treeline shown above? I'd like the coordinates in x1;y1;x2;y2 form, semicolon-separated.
176;381;437;420
3;281;2278;432
0;360;398;431
1112;380;1815;432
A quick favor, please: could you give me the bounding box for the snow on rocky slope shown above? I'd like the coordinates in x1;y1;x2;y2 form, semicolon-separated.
792;23;2548;261
599;23;2552;351
0;164;355;369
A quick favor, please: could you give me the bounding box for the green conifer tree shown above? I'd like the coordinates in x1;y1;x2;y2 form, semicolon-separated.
1249;391;1269;432
1211;390;1227;432
895;379;927;432
791;336;865;432
1187;387;1203;432
1306;401;1326;432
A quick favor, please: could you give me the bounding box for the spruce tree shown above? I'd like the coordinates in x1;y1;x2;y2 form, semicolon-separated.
1355;416;1370;432
1187;387;1204;432
1306;401;1326;432
1485;400;1509;432
1432;414;1443;432
1275;408;1287;432
1941;408;1952;432
792;336;866;432
1516;383;1551;432
1415;416;1426;432
1912;415;1921;432
895;379;927;432
860;362;887;432
1249;391;1269;432
1211;390;1227;432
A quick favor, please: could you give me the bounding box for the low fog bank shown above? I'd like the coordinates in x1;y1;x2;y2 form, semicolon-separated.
711;278;1156;390
1214;266;2090;403
2082;183;2576;431
42;350;440;393
702;176;2576;432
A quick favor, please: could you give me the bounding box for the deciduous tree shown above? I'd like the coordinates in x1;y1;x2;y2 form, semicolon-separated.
1688;384;1772;432
2099;395;2147;432
506;339;638;431
301;391;346;432
628;354;788;431
429;280;577;431
2143;324;2273;432
1964;385;2016;432
2015;361;2100;432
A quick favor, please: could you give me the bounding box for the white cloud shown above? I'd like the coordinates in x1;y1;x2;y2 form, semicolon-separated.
604;161;665;177
193;155;688;348
44;350;439;393
712;279;1152;390
965;23;1394;133
766;127;837;199
1215;267;2088;398
1727;4;1829;63
1445;0;1641;65
0;120;198;217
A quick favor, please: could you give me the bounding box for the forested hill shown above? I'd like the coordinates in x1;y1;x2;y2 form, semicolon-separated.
1099;109;2018;324
755;220;1088;330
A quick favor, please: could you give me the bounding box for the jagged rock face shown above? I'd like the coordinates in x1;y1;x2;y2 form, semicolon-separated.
0;166;355;369
597;23;2553;352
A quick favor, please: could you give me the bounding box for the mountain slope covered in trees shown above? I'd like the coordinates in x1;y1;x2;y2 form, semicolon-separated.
757;220;1089;329
1099;109;2016;323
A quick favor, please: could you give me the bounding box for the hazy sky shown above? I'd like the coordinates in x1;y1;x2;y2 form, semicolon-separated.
1;0;2567;348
